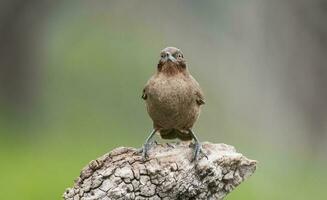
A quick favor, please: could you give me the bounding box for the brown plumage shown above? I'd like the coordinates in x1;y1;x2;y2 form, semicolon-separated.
141;47;205;160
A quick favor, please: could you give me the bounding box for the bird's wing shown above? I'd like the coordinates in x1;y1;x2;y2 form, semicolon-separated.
142;75;158;100
196;90;205;105
142;85;148;100
142;77;153;100
190;75;205;105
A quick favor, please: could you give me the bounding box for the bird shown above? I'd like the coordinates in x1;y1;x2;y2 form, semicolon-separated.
141;47;205;161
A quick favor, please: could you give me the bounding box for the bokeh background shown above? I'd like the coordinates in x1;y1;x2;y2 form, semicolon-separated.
1;0;327;199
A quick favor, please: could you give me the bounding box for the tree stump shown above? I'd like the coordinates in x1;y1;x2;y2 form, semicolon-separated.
63;142;257;200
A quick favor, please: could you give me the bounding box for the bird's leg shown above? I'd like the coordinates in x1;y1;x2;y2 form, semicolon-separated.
142;129;157;159
189;129;202;161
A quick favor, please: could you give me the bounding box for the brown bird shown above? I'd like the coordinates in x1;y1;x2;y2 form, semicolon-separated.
142;47;205;160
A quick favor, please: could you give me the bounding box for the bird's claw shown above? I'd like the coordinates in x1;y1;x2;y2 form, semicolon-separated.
192;143;208;162
141;141;155;160
193;142;201;161
142;145;148;159
141;129;157;160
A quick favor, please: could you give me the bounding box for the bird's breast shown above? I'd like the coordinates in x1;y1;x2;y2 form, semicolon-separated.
145;75;200;129
147;76;194;108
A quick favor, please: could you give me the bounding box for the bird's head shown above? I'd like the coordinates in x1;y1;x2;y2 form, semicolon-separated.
157;47;187;75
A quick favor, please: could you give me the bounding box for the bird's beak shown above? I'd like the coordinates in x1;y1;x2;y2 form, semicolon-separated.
168;54;176;62
163;52;177;63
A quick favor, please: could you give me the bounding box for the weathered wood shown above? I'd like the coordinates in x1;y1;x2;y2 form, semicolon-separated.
63;142;257;200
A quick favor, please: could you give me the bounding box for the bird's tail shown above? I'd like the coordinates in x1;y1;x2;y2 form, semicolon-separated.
159;129;192;141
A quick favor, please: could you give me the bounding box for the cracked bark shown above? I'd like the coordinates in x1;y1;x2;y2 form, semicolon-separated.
63;142;257;200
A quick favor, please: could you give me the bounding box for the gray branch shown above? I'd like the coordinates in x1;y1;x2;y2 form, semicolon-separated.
63;142;257;200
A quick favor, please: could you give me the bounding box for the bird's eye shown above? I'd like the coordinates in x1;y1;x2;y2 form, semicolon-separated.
161;54;165;58
178;53;183;58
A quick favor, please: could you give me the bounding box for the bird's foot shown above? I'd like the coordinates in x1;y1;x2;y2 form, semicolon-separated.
193;142;201;161
140;129;158;160
141;141;155;160
192;143;208;162
142;145;149;159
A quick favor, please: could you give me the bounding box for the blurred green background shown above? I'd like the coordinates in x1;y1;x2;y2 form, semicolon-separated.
1;0;327;199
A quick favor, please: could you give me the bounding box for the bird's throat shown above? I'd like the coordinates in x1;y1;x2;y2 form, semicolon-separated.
160;63;183;76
